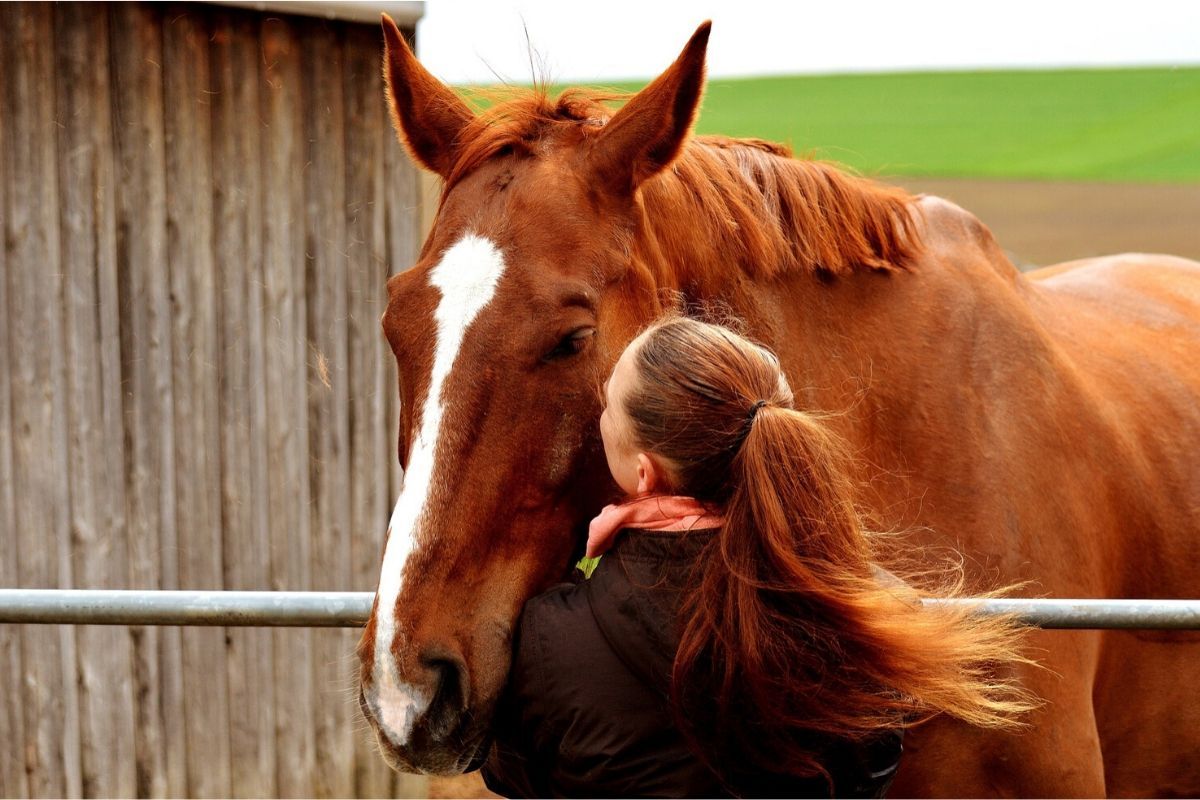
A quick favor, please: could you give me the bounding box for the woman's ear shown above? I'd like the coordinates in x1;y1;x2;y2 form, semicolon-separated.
635;452;667;495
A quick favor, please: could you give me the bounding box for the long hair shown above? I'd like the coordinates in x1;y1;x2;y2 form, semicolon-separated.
622;317;1037;786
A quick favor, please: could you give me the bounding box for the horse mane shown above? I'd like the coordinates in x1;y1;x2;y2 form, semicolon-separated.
445;88;922;278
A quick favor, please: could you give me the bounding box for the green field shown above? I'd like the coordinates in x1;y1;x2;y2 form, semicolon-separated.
477;68;1200;183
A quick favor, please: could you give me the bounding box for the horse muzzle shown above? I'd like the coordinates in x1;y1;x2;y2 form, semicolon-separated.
359;642;491;775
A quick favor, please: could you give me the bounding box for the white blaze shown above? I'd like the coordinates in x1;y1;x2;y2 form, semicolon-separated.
369;234;507;744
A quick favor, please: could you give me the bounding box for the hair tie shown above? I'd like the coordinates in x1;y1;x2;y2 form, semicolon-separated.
747;399;768;422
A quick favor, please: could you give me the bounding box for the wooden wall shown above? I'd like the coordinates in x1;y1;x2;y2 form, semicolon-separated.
0;2;424;796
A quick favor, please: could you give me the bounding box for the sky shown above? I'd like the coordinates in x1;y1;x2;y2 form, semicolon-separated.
416;0;1200;84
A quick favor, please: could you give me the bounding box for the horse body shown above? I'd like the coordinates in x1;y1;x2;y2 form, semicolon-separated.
787;219;1200;796
637;154;1200;795
1022;253;1200;797
360;17;1200;795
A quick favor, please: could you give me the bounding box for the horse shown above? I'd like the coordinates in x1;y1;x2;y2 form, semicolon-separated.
357;17;1200;796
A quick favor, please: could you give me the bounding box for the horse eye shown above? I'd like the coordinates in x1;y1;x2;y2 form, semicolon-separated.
544;327;595;362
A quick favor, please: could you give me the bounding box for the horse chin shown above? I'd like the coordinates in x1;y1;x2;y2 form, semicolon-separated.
375;735;488;777
363;690;492;776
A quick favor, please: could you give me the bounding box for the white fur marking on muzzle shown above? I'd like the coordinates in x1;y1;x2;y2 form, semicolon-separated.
368;234;507;746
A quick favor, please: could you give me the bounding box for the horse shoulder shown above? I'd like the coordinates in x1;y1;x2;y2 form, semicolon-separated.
879;199;1200;797
1029;253;1200;577
1022;252;1200;396
852;196;1196;592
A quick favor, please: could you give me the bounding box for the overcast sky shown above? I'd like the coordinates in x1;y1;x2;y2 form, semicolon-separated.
416;0;1200;84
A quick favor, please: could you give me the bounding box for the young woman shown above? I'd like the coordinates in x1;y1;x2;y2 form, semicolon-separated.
483;317;1035;798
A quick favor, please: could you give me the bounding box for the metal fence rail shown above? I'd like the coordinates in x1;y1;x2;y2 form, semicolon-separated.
924;598;1200;630
1;590;1200;630
0;590;369;627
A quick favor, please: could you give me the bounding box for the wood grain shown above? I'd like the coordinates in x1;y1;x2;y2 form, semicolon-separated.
209;9;279;796
161;5;234;796
0;7;31;793
53;6;138;796
109;3;184;794
259;13;318;798
1;4;79;796
302;18;356;799
1;4;424;795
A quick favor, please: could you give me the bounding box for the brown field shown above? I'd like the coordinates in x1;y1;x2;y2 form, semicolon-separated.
890;178;1200;270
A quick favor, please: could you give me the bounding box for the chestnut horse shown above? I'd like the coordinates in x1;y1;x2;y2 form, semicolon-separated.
357;17;1200;796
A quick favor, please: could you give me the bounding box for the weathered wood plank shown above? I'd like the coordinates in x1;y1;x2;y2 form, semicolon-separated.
0;4;81;797
161;6;234;797
109;3;185;795
343;24;398;799
259;14;318;798
302;18;356;798
0;9;29;796
209;9;278;796
53;6;139;797
3;4;430;796
0;342;26;795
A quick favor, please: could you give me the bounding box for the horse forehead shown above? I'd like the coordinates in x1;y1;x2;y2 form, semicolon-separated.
445;154;594;231
428;234;507;305
420;238;513;374
390;231;509;310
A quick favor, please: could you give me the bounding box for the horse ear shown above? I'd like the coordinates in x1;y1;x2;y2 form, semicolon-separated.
590;21;711;193
381;13;474;178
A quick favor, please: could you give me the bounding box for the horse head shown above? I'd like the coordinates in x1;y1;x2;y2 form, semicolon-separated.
357;17;713;774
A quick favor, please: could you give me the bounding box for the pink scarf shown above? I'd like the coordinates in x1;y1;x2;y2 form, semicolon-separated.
585;495;724;558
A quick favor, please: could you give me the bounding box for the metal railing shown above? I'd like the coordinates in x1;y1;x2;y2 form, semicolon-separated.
0;590;368;627
1;590;1200;630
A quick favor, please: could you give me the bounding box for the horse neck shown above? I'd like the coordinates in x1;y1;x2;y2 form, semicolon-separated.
631;143;919;301
634;178;1050;458
631;175;759;300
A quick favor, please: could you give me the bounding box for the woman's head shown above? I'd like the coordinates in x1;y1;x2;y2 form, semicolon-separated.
599;317;792;501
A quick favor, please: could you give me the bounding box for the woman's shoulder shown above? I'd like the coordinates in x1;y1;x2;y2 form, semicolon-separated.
516;580;604;676
511;579;624;700
518;526;713;630
492;568;722;798
511;549;680;715
510;527;721;716
522;578;591;623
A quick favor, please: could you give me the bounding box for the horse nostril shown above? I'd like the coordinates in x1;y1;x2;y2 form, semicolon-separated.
420;647;470;739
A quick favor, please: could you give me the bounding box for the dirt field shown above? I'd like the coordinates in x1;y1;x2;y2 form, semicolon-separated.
889;178;1200;270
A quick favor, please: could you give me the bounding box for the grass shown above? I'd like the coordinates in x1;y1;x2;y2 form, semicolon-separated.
466;68;1200;183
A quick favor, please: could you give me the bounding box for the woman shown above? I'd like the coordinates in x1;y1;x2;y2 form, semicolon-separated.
483;318;1035;798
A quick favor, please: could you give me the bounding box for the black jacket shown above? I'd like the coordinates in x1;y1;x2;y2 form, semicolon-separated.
482;529;902;798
